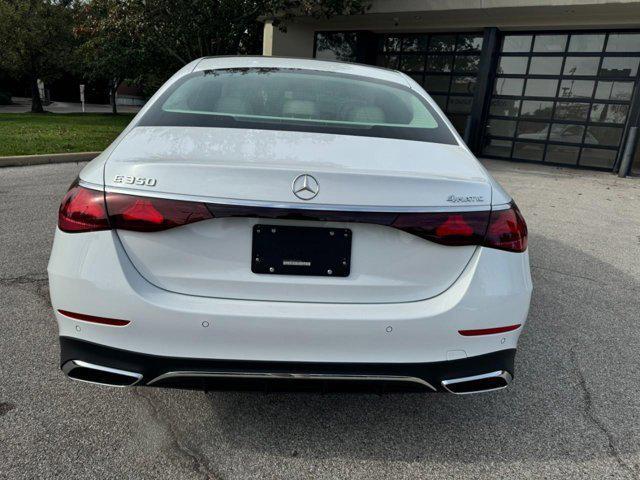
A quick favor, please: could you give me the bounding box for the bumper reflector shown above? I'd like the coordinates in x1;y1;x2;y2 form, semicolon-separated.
57;310;130;326
458;324;521;336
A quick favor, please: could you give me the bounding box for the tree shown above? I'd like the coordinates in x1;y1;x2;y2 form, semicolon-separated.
139;0;369;63
129;0;369;92
0;0;74;112
73;0;369;109
74;0;147;114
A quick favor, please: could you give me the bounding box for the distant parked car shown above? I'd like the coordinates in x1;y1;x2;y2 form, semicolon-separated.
519;123;598;144
49;56;531;394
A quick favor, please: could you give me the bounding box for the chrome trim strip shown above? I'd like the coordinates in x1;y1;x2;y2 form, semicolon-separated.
441;370;512;395
491;203;512;211
78;179;104;191
92;182;492;213
62;360;143;387
147;370;437;391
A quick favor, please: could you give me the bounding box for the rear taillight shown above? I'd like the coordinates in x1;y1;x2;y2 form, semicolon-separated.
58;182;109;233
483;203;528;253
392;202;526;252
58;182;212;233
58;182;527;253
106;193;212;232
392;211;489;247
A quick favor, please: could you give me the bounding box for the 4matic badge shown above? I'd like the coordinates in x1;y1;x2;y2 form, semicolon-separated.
446;194;485;203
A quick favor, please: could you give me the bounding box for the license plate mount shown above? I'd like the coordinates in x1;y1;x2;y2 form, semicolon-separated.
251;224;352;277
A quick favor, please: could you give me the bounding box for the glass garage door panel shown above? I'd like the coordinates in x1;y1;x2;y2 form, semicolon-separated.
376;32;483;136
483;31;640;170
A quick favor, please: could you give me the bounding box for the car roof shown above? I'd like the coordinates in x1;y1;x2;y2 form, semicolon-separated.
192;56;408;86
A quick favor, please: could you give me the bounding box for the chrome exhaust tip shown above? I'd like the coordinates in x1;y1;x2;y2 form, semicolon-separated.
441;370;512;394
62;360;142;387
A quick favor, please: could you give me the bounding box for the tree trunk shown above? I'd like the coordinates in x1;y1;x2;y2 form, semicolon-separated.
30;75;44;113
110;79;120;114
111;91;117;114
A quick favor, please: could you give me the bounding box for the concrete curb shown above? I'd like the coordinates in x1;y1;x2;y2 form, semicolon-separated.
0;151;100;168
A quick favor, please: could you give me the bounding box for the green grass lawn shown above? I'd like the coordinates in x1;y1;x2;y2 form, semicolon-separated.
0;113;135;156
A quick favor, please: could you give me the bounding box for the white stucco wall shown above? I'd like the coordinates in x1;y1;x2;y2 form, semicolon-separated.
263;20;316;58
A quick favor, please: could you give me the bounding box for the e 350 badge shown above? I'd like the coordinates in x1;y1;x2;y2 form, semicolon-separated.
113;175;158;187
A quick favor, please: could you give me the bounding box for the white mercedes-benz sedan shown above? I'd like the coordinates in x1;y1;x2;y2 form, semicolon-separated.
48;56;531;394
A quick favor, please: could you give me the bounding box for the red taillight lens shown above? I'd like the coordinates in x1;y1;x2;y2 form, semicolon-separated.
106;192;213;232
391;202;527;252
58;183;109;233
392;211;490;247
58;181;213;233
483;203;528;253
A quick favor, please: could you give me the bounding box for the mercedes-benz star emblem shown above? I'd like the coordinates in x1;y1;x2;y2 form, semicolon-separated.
292;174;319;200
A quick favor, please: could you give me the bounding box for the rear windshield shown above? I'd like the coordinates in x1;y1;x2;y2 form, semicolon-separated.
137;68;457;145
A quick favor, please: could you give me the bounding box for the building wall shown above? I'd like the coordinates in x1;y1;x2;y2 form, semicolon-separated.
263;20;316;58
264;1;640;58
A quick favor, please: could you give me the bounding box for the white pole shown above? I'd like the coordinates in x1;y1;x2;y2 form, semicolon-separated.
80;84;85;113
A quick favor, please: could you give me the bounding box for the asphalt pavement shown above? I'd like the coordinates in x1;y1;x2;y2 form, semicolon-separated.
1;160;639;479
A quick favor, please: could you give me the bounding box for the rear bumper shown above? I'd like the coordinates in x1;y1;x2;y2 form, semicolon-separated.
60;337;516;393
48;229;532;365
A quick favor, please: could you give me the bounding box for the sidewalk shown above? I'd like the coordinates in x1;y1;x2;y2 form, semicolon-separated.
0;97;142;114
0;151;99;168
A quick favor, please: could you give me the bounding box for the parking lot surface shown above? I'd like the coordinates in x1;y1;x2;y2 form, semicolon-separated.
1;160;639;479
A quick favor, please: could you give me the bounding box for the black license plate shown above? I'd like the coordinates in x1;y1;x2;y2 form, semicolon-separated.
252;224;352;277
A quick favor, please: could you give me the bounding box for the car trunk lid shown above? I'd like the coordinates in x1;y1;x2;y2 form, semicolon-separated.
102;126;491;303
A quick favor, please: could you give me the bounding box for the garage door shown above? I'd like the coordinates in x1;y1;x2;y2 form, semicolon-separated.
482;32;640;170
375;32;484;137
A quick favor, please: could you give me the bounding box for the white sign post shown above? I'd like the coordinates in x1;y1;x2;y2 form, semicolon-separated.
37;79;46;104
80;84;85;113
